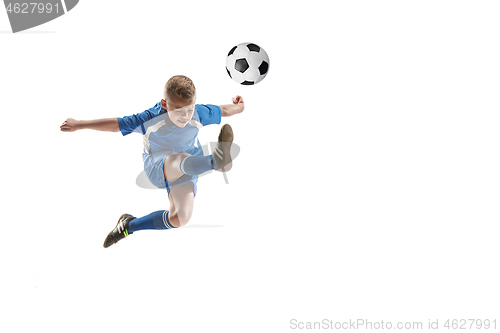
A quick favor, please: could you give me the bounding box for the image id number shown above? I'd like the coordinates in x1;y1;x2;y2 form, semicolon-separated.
6;3;60;14
444;319;497;330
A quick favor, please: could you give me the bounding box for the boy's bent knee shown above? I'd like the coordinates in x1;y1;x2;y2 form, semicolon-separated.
164;152;192;183
165;152;191;166
169;210;192;228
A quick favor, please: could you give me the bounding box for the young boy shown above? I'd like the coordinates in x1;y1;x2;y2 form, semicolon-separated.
60;75;244;248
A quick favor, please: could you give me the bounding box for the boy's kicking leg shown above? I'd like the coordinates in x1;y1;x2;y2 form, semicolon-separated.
163;124;234;183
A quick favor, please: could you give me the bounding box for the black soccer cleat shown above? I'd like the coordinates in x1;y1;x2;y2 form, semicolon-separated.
103;214;136;248
213;124;234;172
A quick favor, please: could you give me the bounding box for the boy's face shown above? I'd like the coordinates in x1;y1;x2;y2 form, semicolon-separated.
161;95;195;128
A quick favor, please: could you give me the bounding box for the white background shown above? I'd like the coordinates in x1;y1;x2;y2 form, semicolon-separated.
1;1;499;332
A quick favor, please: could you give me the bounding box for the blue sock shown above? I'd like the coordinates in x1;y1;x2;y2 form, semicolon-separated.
127;210;176;233
179;155;214;176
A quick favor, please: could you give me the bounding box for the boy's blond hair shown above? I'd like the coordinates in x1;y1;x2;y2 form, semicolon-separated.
164;75;196;101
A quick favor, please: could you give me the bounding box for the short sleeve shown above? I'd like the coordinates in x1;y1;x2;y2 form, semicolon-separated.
196;104;222;126
118;108;157;136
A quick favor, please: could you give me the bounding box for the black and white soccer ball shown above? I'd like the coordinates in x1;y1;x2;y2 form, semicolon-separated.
226;42;270;85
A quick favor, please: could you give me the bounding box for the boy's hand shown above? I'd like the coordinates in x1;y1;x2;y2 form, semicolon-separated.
221;96;245;117
60;118;80;132
232;95;244;106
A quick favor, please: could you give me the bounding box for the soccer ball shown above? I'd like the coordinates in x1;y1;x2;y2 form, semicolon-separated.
226;42;270;85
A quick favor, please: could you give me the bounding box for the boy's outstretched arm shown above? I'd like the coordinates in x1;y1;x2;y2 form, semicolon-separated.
60;118;119;132
220;95;244;117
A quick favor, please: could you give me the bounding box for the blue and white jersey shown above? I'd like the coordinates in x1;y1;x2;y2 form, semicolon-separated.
118;102;222;162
